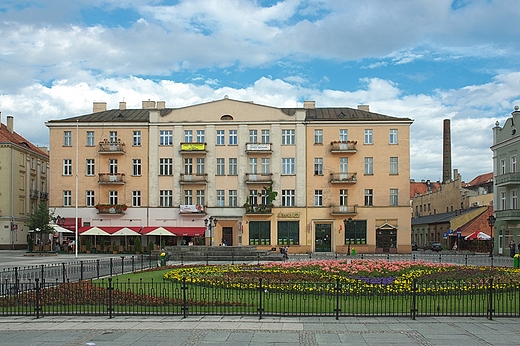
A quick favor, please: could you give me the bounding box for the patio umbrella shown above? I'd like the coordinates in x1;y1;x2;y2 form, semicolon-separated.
112;227;141;248
464;231;491;240
50;224;74;234
141;227;175;247
79;226;111;248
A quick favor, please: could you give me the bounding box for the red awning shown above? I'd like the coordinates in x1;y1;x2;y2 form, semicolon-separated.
78;226;141;235
140;226;206;237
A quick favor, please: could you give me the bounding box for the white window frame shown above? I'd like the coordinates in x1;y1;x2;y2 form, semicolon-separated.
86;159;95;176
216;130;225;145
389;129;398;144
390;157;398;175
282;158;295;175
133;131;141;146
229;130;238;145
216;158;225;175
184;190;193;205
64;131;72;146
63;159;72;176
249;130;258;143
229;190;237;207
314;129;323;144
282;129;295;145
512;156;517;173
160;190;173;207
86;131;95;146
159;158;173;176
314;190;323;206
216;190;225;207
339;129;348;142
132;190;141;207
109;190;118;205
63;190;72;206
314;158;323;175
196;158;205;174
390;188;398;206
133;159;141;176
261;130;270;143
184;130;193;143
364;157;373;175
364;129;373;144
159;130;173;146
86;190;95;207
196;130;205;143
282;190;295;207
228;158;237;175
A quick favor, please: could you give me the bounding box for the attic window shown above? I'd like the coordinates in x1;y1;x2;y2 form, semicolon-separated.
338;112;346;118
117;113;125;118
220;114;233;121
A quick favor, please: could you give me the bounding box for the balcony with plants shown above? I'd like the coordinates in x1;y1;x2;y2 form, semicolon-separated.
95;203;127;214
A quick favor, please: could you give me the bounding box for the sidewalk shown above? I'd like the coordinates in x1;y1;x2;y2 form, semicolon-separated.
0;315;517;345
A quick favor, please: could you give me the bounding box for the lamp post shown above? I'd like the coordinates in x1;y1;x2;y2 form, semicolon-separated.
205;216;218;246
343;217;353;256
487;214;496;258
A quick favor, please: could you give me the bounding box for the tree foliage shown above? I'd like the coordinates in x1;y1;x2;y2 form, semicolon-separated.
25;202;54;235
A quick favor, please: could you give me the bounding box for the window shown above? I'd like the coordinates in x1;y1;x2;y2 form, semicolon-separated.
277;221;299;246
339;158;348;176
159;158;172;176
314;190;323;206
216;130;225;145
228;158;237;175
500;159;506;175
109;131;118;143
282;129;295;145
364;189;373;206
64;131;72;146
109;190;118;205
86;190;95;207
133;131;141;146
196;158;205;174
184;130;192;143
364;129;373;144
229;190;237;207
340;189;348;207
512;189;518;209
500;191;507;210
63;159;72;176
184;190;193;205
389;129;398;144
86;131;95;146
132;159;141;176
196;190;205;206
390;188;398;206
216;158;225;175
63;190;72;206
86;159;95;176
160;190;173;207
132;191;141;207
282;158;295;175
249;189;258;205
249;221;271;245
159;130;173;146
261;158;270;174
249;130;258;143
314;129;323;144
314;158;323;175
345;219;367;245
249;158;258;174
339;129;348;142
364;157;373;175
229;130;237;145
109;159;118;174
390;157;398;175
184;158;193;175
216;190;225;207
261;130;270;143
512;156;517;173
282;190;295;207
196;130;205;143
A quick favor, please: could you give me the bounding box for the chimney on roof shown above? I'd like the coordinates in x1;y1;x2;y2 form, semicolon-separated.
119;102;126;110
442;119;452;184
93;102;107;113
157;101;166;109
142;100;156;109
7;116;14;134
303;101;315;109
357;105;369;112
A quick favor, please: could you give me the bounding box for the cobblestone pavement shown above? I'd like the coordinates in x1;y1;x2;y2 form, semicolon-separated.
1;315;519;346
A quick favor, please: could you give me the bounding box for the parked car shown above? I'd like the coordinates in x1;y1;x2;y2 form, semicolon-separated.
411;242;418;251
430;242;442;252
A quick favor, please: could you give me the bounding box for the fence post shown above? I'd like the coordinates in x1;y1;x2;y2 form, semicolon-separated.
257;252;260;266
80;261;84;281
258;278;264;320
438;253;442;263
487;277;494;320
131;256;135;273
108;277;113;319
96;259;100;279
335;278;341;320
120;256;125;274
465;254;468;266
35;278;41;319
411;278;417;320
387;254;390;261
62;263;66;283
182;277;188;318
40;265;45;283
110;258;113;276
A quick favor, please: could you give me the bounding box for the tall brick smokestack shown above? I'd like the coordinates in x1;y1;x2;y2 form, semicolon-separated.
442;119;452;183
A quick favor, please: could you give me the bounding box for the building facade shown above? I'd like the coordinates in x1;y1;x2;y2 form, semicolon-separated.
491;106;520;255
0;114;49;249
46;98;413;253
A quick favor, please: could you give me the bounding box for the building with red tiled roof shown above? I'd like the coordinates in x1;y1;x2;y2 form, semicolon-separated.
0;114;49;249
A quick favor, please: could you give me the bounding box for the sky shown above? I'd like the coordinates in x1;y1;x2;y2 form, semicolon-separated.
1;0;519;183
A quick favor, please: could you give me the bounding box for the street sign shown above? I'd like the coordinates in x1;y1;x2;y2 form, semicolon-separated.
443;232;448;239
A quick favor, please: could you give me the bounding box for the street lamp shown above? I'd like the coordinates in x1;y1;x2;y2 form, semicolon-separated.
487;214;496;258
343;217;353;256
204;216;218;246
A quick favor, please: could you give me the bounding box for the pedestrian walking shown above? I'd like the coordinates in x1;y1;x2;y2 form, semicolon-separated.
509;240;516;257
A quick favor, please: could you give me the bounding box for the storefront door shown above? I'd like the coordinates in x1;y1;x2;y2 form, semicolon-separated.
315;224;331;252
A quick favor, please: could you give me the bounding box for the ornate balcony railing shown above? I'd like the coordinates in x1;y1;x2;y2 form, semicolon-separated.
330;172;357;184
30;190;40;199
98;173;125;184
99;141;125;154
495;172;520;186
40;192;49;200
330;141;357;153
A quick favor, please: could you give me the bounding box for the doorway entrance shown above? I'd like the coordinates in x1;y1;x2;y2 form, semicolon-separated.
222;227;233;246
376;228;397;253
315;224;331;252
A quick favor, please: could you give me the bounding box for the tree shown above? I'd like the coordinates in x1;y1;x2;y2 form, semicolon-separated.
25;202;54;253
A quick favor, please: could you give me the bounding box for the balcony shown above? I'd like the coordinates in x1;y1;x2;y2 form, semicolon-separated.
95;204;127;214
245;173;273;184
40;192;49;200
246;142;272;154
330;205;358;216
244;204;273;215
180;142;206;154
495;172;520;187
98;173;125;184
180;173;208;184
495;209;520;220
30;190;39;199
330;141;357;153
330;172;357;184
99;141;125;154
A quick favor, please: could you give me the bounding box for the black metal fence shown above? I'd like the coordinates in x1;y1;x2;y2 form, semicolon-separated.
1;277;519;319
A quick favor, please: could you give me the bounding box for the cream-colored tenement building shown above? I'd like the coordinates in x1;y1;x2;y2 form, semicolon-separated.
46;98;413;253
0;114;49;249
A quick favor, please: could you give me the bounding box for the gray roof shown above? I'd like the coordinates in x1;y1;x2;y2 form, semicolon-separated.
411;207;480;226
